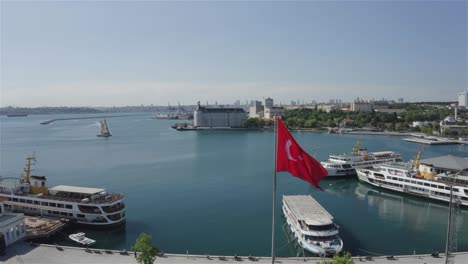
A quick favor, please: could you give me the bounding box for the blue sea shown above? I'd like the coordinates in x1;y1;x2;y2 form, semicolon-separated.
0;113;467;257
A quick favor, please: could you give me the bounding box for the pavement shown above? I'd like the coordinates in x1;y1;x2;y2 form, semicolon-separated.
1;242;467;264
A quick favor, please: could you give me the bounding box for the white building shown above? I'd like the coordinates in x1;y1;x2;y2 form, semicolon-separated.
317;104;338;113
249;101;264;118
194;102;247;128
264;97;274;108
412;121;432;128
264;106;285;119
459;90;468;108
0;197;26;247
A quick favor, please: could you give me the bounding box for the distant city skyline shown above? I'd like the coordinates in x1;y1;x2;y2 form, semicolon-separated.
1;1;467;107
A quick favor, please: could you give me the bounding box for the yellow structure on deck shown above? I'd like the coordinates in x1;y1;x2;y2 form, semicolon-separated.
24;155;49;195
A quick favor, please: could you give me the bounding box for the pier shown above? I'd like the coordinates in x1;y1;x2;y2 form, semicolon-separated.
25;216;68;239
39;114;148;125
402;137;468;145
2;243;468;264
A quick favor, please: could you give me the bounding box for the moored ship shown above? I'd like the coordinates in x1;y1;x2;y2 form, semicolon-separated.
321;140;402;177
0;155;126;226
356;153;468;206
282;195;343;256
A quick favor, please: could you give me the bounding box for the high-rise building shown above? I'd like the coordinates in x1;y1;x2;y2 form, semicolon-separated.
264;97;274;108
398;98;404;104
458;90;468;108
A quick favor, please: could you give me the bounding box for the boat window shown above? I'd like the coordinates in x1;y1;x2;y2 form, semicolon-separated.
453;188;459;192
445;187;450;190
430;184;437;188
41;202;48;206
424;183;430;186
12;198;18;202
19;199;25;203
34;200;40;205
57;204;64;208
438;186;444;189
49;203;56;207
305;235;338;241
307;224;336;231
77;214;85;218
66;205;72;209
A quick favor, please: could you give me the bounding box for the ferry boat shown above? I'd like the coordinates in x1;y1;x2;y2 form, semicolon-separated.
356;153;468;206
321;140;402;177
0;155;126;226
282;195;343;256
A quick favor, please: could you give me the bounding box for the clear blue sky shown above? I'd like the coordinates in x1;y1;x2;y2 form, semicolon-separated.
1;1;466;107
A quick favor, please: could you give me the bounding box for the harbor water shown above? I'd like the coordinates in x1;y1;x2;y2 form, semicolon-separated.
0;113;467;257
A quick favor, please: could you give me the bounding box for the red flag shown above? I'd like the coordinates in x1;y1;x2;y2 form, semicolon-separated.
276;118;328;190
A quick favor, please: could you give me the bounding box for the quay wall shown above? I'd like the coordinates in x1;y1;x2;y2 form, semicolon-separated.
2;242;468;264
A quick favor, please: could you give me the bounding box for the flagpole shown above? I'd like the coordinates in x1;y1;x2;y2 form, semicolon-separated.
271;116;278;264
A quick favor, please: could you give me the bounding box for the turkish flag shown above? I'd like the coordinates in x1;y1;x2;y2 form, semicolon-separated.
276;118;328;190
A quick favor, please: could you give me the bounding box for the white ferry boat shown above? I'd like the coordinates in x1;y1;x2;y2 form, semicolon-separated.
321;141;402;177
0;156;126;226
356;156;468;206
282;195;343;256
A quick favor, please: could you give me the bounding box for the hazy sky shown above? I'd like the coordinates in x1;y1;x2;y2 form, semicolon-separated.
1;1;467;107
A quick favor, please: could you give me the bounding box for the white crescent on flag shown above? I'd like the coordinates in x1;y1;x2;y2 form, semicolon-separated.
286;139;296;161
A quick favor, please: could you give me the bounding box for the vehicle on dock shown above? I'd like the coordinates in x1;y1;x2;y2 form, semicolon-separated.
356;151;468;206
321;140;402;177
282;195;343;256
0;155;126;226
69;232;96;246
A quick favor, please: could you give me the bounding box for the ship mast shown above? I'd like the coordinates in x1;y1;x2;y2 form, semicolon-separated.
24;154;36;184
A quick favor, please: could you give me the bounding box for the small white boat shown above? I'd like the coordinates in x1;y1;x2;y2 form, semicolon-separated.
69;232;96;246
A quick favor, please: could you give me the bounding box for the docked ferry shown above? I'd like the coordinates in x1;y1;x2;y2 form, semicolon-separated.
282;195;343;256
0;155;126;226
321;141;402;177
356;157;468;206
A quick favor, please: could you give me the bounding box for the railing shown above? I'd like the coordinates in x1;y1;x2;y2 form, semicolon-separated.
0;192;125;204
102;203;125;213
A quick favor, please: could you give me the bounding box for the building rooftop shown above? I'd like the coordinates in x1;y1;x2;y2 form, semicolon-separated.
49;185;105;195
283;195;333;226
420;155;468;172
196;106;245;113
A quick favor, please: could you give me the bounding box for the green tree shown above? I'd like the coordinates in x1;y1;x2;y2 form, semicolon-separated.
131;233;159;264
244;118;265;128
317;252;354;264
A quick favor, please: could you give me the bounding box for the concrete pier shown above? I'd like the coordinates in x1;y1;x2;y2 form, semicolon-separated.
1;242;467;264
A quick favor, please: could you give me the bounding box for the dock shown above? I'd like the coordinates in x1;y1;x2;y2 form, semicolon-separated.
25;216;68;239
39;114;148;125
1;243;468;264
402;137;467;145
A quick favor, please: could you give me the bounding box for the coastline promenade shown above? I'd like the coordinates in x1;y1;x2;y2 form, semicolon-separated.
2;243;467;264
